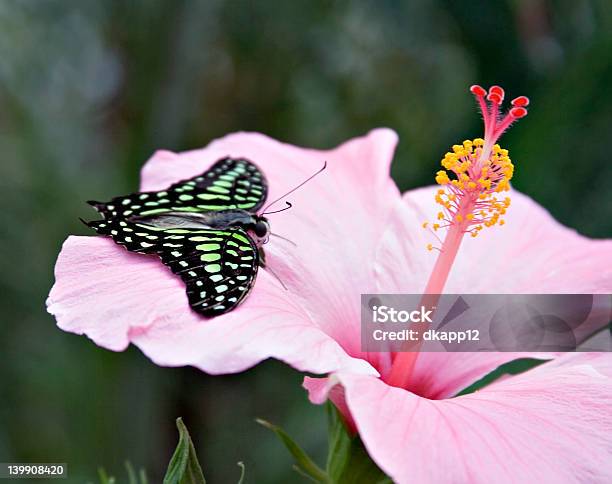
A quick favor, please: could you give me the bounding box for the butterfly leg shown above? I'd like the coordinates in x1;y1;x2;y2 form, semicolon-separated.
258;248;288;290
257;247;266;268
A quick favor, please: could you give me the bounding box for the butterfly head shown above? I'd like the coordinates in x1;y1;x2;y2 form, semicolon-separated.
251;216;270;246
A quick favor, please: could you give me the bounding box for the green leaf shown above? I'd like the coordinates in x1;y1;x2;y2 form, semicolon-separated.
138;468;149;484
455;358;547;396
97;468;115;484
94;462;147;484
256;418;329;483
325;403;351;480
325;405;390;484
163;417;206;484
125;461;137;484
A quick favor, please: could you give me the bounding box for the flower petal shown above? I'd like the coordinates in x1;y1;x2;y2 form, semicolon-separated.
378;186;612;295
306;353;612;483
47;236;375;375
372;187;612;396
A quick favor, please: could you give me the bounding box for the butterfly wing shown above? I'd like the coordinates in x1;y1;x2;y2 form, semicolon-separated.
158;227;260;316
89;157;268;220
85;220;260;316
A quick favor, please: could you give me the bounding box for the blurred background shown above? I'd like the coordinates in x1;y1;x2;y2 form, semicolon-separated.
1;0;611;482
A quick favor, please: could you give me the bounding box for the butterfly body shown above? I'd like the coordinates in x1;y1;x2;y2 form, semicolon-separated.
84;158;271;317
130;210;270;244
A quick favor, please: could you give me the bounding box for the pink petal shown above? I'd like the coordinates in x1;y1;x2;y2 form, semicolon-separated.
372;187;612;396
378;186;612;295
306;353;612;483
48;129;399;375
47;236;374;375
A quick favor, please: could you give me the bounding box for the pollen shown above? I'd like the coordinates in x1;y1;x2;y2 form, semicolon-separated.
424;84;529;243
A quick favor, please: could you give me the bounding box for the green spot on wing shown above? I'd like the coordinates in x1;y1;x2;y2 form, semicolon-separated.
208;186;230;194
197;193;230;201
190;236;224;242
233;233;250;244
139;208;169;216
171;206;203;212
200;253;221;262
195;243;221;251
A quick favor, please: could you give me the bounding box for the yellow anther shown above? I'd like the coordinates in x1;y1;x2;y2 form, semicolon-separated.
422;222;428;229
427;243;433;251
435;170;450;185
432;136;515;235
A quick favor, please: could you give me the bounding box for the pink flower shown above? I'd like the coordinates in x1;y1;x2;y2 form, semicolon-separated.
47;86;612;482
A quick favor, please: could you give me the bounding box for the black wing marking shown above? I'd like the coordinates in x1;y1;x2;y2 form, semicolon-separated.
89;157;268;220
85;218;260;317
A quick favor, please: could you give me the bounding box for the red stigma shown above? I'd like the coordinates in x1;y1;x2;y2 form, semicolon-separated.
470;84;530;144
510;107;528;118
487;92;502;104
470;85;487;97
511;96;530;107
489;85;505;100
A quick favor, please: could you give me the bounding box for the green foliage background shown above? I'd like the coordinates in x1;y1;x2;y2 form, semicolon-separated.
1;0;610;482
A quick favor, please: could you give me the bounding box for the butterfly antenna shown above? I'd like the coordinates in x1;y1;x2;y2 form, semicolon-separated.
261;161;327;214
270;232;297;247
264;264;288;291
262;201;293;215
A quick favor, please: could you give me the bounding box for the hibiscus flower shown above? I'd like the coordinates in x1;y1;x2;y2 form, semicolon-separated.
47;86;612;482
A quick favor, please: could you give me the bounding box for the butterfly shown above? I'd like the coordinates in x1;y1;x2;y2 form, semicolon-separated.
84;157;281;317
